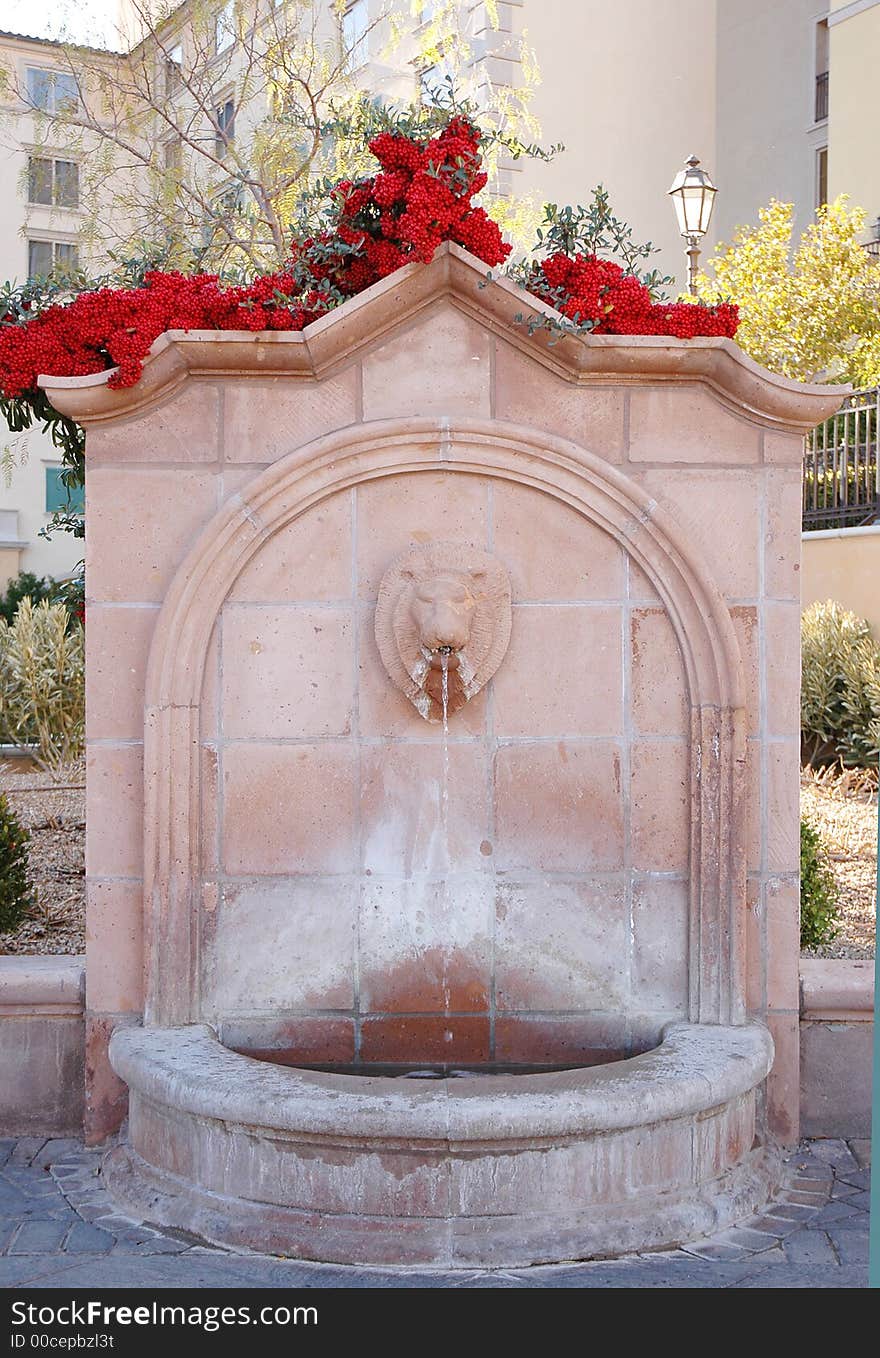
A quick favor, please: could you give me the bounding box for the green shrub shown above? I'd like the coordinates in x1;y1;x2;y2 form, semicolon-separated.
801;599;880;766
0;572;54;625
0;598;84;774
0;791;31;932
800;818;840;949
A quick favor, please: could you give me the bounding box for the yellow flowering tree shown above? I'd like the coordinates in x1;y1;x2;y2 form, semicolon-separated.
696;196;880;387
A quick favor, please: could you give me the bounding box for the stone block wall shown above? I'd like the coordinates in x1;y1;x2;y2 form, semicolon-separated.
45;246;839;1142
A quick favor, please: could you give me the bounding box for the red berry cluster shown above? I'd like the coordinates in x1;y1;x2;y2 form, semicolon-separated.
0;118;738;406
296;116;510;296
0;268;325;395
529;251;739;339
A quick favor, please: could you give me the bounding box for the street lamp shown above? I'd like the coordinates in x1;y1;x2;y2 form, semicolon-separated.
667;154;717;295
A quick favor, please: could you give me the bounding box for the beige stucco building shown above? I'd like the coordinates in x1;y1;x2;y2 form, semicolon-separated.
0;1;871;583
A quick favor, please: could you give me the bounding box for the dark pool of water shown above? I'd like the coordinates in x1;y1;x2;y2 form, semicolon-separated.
234;1052;630;1077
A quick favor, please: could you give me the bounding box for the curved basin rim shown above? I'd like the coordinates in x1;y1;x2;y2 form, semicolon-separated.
109;1021;775;1145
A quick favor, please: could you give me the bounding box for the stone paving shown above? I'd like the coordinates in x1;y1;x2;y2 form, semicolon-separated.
0;1136;870;1289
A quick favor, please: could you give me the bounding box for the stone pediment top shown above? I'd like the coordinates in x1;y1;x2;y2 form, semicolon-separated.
38;242;847;432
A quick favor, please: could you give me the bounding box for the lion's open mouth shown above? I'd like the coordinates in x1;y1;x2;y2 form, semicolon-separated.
423;643;461;670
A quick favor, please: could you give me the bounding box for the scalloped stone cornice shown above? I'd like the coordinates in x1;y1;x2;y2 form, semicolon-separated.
38;242;846;433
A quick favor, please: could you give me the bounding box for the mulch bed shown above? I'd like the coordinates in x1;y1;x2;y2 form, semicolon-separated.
801;766;877;960
0;760;85;956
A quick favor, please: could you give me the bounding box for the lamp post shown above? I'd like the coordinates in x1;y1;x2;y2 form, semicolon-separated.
667;154;717;295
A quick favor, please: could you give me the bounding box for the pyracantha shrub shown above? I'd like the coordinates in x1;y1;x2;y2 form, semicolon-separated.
518;197;739;339
0;792;31;934
0;113;739;484
0;116;510;397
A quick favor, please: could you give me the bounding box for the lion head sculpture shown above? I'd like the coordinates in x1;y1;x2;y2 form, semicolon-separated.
375;542;512;722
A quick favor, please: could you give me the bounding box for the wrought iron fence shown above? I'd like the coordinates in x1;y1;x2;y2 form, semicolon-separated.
803;387;880;530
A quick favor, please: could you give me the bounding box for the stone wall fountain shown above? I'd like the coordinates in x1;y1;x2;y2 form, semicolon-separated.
42;244;843;1265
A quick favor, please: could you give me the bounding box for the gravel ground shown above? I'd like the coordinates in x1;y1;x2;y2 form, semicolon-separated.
0;760;84;957
800;767;877;960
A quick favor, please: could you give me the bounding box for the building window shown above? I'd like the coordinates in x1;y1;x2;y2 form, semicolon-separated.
815;20;829;122
164;43;183;97
419;56;454;106
25;67;78;113
216;1;235;55
27;157;79;208
45;466;84;515
343;0;369;73
163;138;182;174
215;97;235;157
27;239;78;279
816;147;828;209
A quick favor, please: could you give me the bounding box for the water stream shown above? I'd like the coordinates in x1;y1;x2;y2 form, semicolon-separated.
440;650;451;1017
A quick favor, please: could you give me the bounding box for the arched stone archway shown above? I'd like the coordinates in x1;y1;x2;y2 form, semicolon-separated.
142;416;747;1030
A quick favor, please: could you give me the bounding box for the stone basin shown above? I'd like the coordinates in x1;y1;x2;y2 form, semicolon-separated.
105;1021;777;1267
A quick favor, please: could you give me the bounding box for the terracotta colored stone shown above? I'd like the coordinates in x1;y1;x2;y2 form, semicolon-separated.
631;877;689;1014
199;623;220;742
86;467;217;602
766;741;801;874
105;1021;776;1262
221;605;355;739
764;468;803;600
628;387;761;464
220;1017;356;1066
359;878;492;1013
86;881;144;1014
693;1094;755;1179
222;743;357;874
764;600;801;737
800;1018;874;1139
228;492;353;602
766;1011;800;1145
359;1015;490;1063
202;879;357;1015
631;740;689;871
374;541;511;724
85;1012;140;1145
493;1014;629;1066
744;739;762;875
0;957;85;1136
730;606;759;737
745;877;765;1015
764;430;805;466
766;877;800;1011
636;468;761;599
495;879;627;1010
360;743;489;877
200;746;219;874
218;464;270;501
362;305;491;420
85;606;156;741
494;606;623;738
494;741;624;872
358;604;488;739
356;471;489;600
223;373;358;462
86;744;144;878
492;480;625;601
85;383;221;464
630;608;688;735
628;557;661;603
494;342;625;459
62;258;827;1245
